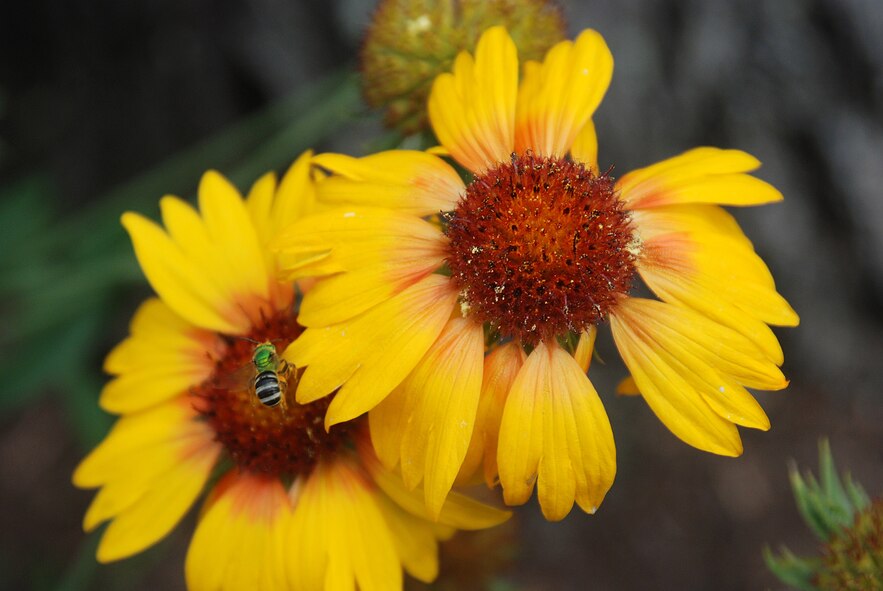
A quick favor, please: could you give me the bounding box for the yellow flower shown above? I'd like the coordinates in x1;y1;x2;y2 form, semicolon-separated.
273;26;799;521
73;152;509;590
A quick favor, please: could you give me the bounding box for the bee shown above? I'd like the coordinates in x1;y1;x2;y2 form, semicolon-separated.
249;341;292;408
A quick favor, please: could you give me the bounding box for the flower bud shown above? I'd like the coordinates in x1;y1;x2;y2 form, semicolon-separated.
361;0;565;135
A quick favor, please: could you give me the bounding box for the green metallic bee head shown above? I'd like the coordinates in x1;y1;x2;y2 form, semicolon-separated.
252;342;277;372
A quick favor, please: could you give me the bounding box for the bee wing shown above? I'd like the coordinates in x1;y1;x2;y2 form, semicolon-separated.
207;361;255;392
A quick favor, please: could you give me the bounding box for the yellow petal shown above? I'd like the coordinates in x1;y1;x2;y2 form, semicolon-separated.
360;441;511;531
458;342;526;488
96;443;219;563
288;458;401;591
102;298;217;370
374;494;447;584
284;275;458;427
274;207;447;326
312;150;464;216
376;317;484;517
198;170;270;302
368;381;409;472
100;299;221;413
428;26;518;173
515;30;613;158
498;341;616;520
634;208;798;344
74;399;209;487
100;370;203;415
74;399;220;562
244;171;278;247
573;327;597;373
186;473;291;591
618;148;782;209
272;150;316;237
616;376;640;396
571;119;599;171
122;212;244;334
610;298;785;455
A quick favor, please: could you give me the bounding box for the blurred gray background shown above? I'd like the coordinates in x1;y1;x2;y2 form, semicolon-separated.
1;0;882;589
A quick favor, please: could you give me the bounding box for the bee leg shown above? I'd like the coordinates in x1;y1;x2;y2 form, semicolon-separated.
277;359;292;379
278;376;289;414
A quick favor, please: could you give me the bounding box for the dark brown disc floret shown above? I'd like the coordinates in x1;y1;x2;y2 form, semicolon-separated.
191;310;350;477
445;152;637;345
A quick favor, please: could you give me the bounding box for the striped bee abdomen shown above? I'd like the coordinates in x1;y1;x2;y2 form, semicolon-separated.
254;370;282;407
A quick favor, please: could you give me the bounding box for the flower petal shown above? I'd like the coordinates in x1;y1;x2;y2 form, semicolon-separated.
618;148;782;209
373;494;447;584
616;376;640;396
571;119;599;171
284;274;458;427
288;458;401;591
244;171;278;246
573;327;597;373
360;441;511;531
633;205;798;363
312;150;464;216
428;26;518;173
74;400;220;562
515;30;613;158
274;207;447;326
186;473;291;591
198;171;270;301
272;150;316;237
610;298;785;455
100;299;222;413
498;341;616;520
371;317;485;517
122;212;243;334
458;342;526;488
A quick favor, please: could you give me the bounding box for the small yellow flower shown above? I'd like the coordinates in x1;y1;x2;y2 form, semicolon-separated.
273;26;799;522
73;152;509;590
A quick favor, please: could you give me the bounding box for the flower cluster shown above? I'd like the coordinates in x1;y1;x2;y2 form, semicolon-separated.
76;4;797;590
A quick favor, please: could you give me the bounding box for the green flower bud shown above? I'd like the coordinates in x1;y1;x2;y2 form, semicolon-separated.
360;0;566;135
816;500;883;590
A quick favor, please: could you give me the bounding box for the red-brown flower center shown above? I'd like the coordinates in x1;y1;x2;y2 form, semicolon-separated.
445;152;637;345
192;309;350;477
